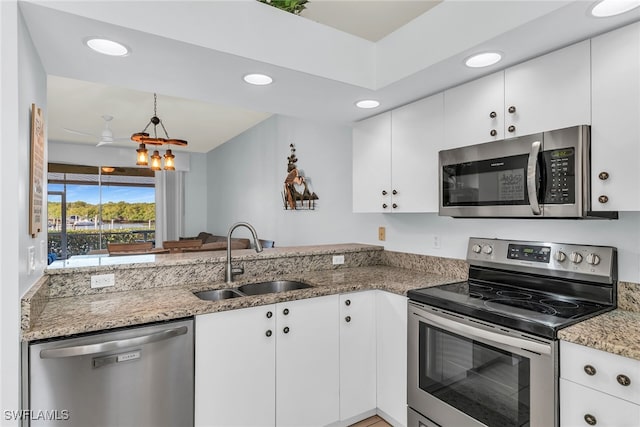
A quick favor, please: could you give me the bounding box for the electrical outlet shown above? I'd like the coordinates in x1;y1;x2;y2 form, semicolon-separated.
332;255;345;265
91;273;115;288
433;235;441;249
378;226;386;241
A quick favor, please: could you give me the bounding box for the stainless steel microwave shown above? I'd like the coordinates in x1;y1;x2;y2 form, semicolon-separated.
439;125;613;218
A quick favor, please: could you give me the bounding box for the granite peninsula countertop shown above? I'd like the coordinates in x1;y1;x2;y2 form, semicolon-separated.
23;265;458;342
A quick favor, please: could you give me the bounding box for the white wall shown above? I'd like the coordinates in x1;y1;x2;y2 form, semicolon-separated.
184;153;208;237
206;115;640;283
0;1;47;420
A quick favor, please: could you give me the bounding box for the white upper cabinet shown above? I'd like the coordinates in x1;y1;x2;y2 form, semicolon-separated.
353;94;443;213
444;40;590;148
444;72;505;147
504;40;591;137
391;93;444;213
353;112;392;213
590;22;640;211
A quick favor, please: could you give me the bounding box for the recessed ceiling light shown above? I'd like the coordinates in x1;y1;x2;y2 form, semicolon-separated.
243;74;273;85
465;52;503;68
355;100;380;109
85;38;129;56
591;0;640;17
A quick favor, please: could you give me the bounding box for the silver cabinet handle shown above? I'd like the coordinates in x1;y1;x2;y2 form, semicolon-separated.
527;140;542;215
40;326;188;359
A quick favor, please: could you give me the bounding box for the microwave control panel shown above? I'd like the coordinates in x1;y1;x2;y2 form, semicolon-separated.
543;148;575;204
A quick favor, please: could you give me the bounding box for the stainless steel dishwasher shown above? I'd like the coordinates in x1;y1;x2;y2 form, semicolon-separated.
27;318;194;427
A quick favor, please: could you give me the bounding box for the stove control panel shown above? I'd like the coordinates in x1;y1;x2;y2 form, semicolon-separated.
467;238;617;284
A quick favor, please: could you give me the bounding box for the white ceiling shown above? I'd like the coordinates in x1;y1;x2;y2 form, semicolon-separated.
20;0;640;154
301;0;442;41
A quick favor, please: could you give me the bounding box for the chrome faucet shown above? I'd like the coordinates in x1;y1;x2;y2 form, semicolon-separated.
225;222;263;284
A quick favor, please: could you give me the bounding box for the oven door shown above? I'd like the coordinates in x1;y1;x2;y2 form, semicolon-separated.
408;302;558;427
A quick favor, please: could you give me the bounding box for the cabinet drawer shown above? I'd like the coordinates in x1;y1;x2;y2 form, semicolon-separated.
561;341;640;403
561;379;640;427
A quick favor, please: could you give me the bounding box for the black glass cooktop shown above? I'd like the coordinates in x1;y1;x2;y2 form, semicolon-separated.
408;280;613;339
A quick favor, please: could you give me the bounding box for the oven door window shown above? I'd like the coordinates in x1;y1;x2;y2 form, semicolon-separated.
442;154;536;207
419;323;530;427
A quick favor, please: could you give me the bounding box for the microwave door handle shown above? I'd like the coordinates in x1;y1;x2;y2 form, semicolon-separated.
527;140;542;215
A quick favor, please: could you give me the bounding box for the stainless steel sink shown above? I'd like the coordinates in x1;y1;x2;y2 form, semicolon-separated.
237;280;312;296
193;288;244;301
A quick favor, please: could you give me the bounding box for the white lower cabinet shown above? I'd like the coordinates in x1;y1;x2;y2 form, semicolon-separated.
561;379;640;427
195;304;276;427
339;291;377;422
196;291;408;427
195;295;340;427
560;341;640;427
276;295;340;427
376;291;408;427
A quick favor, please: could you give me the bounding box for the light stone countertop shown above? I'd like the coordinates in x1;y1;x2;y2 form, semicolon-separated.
558;309;640;361
45;243;381;274
23;265;459;342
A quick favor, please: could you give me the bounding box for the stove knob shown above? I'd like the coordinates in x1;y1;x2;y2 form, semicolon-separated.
569;252;583;264
586;253;601;266
482;245;493;255
555;251;567;262
472;244;482;254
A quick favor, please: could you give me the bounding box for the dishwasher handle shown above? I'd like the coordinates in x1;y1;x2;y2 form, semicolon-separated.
40;326;188;359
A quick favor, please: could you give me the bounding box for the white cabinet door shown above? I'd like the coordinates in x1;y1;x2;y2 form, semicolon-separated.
561;341;640;404
339;291;377;421
391;93;444;213
561;379;640;427
444;71;505;147
376;291;408;427
505;40;591;137
276;295;340;427
591;22;640;211
195;305;276;427
353;112;392;213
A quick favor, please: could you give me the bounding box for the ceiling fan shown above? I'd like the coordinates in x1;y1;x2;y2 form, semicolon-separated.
63;115;130;147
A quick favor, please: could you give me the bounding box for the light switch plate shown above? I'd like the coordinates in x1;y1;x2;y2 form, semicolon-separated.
27;246;35;275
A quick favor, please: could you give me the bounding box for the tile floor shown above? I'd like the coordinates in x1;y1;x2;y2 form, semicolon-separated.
349;415;392;427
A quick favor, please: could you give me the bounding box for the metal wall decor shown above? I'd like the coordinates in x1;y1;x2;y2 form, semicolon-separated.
282;144;318;210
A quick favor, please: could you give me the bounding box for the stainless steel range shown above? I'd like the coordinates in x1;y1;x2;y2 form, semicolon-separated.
407;238;617;427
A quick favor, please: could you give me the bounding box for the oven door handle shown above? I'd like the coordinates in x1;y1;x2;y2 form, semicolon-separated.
413;310;551;355
527;140;542;216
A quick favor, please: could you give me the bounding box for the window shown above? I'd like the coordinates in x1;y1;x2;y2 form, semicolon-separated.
47;163;155;259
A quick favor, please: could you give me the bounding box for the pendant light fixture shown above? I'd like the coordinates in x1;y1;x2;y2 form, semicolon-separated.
131;93;187;171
